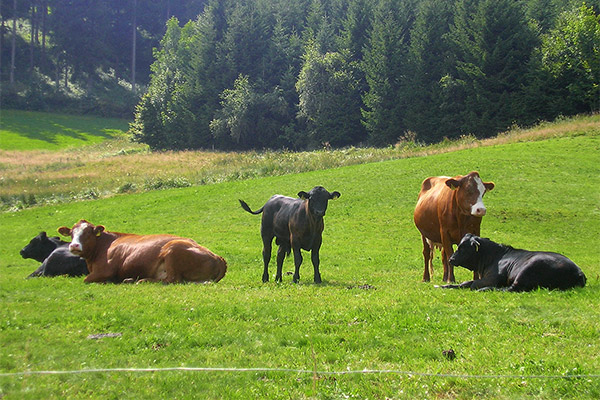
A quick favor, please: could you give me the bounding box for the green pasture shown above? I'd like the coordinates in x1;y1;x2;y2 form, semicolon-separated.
0;110;129;150
1;128;599;398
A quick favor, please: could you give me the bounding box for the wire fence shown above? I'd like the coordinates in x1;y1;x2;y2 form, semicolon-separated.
1;366;599;380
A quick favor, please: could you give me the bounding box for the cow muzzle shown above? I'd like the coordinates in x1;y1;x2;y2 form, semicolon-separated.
448;254;460;266
69;243;83;255
471;204;487;217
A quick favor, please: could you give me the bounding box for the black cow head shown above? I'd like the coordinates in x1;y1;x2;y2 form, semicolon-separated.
20;231;61;262
448;233;481;271
298;186;341;218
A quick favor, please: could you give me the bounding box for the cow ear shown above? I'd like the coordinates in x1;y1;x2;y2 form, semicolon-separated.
94;226;105;236
445;178;461;190
298;191;309;200
40;231;47;239
329;191;341;200
470;236;481;252
484;181;495;191
57;227;71;237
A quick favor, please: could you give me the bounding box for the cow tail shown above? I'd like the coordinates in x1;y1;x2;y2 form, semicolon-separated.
239;199;264;215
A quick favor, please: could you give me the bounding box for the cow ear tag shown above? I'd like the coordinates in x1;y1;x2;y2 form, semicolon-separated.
96;231;102;237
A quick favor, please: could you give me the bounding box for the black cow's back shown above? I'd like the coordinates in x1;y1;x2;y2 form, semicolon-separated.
508;251;586;291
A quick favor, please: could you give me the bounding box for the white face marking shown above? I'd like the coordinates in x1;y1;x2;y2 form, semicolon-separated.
69;223;91;253
470;176;487;217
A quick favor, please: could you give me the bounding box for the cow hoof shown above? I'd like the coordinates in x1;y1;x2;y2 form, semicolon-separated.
314;276;322;284
262;275;269;283
123;278;135;284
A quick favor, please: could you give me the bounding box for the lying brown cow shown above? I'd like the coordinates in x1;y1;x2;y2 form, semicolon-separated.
414;171;494;283
58;220;227;284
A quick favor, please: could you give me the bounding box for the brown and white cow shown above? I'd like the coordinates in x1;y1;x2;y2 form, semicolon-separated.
414;171;494;283
58;220;227;284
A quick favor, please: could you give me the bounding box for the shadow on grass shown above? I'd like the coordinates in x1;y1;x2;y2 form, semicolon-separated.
1;110;125;146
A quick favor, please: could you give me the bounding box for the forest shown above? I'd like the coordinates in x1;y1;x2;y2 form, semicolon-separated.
1;0;599;150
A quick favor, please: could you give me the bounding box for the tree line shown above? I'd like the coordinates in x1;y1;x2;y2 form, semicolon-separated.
1;0;208;116
133;0;599;150
1;0;599;149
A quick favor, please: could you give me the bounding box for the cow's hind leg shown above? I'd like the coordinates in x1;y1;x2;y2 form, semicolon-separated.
275;245;287;282
292;246;303;283
421;235;432;282
440;237;455;283
262;236;273;283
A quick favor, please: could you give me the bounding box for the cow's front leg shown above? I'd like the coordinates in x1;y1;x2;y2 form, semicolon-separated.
311;250;322;284
438;280;473;289
292;246;303;283
275;246;286;282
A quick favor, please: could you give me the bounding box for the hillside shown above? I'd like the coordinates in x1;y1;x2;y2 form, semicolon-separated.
1;113;598;211
0;113;599;398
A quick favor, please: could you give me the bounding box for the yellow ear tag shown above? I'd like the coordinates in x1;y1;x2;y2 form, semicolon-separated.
475;244;479;252
96;231;102;237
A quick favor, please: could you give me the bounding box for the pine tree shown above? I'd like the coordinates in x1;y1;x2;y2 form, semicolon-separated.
361;0;416;146
405;0;455;142
446;0;538;137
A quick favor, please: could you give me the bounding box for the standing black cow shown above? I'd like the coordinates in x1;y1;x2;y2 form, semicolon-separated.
20;231;89;278
239;186;340;283
440;233;586;291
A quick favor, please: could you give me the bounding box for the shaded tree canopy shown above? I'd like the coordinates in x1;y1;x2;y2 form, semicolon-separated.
2;0;598;149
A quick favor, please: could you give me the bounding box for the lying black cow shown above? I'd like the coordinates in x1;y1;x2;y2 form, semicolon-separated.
440;233;586;291
20;232;66;262
240;186;340;283
20;231;88;278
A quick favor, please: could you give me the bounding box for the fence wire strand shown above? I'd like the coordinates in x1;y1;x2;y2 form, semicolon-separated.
1;367;598;380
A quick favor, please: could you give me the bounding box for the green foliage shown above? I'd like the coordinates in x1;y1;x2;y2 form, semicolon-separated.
361;0;416;145
1;126;599;398
541;3;600;114
210;75;291;149
296;43;366;147
445;0;539;137
404;0;454;142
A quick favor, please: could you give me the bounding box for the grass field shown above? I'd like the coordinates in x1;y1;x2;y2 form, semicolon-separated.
0;109;129;151
0;113;599;399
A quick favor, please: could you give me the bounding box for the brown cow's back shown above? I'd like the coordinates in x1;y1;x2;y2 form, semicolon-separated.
414;176;452;245
159;239;227;283
108;234;180;281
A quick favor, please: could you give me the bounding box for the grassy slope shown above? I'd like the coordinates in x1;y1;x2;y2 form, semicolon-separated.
0;120;599;399
2;113;598;212
0;109;129;150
